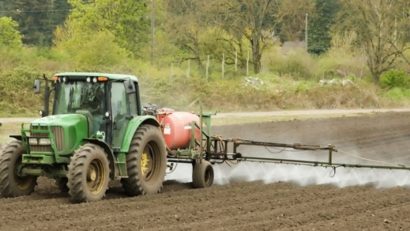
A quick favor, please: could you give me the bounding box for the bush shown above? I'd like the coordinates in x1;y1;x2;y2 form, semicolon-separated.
55;30;130;71
0;67;42;116
383;87;410;101
262;46;316;79
379;69;410;89
0;17;22;48
316;47;367;79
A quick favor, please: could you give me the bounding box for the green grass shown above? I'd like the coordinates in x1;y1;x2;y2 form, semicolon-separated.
0;122;20;144
383;88;410;102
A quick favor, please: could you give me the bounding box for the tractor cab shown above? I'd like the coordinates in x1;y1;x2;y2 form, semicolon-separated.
35;72;141;148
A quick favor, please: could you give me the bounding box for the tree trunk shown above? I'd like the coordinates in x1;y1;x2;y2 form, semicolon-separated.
370;69;381;83
251;34;262;74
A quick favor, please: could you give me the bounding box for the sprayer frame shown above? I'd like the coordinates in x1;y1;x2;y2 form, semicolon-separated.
167;114;410;174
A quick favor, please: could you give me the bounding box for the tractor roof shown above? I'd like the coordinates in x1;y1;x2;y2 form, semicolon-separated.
55;72;138;82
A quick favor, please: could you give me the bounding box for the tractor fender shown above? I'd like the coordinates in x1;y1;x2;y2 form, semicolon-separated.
83;138;116;179
120;115;160;154
10;135;22;140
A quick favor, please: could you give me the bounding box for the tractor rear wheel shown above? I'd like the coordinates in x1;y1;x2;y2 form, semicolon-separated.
0;140;37;197
122;124;167;196
192;160;214;188
67;144;110;203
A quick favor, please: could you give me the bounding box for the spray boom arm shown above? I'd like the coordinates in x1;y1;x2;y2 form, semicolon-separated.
167;114;410;175
200;137;410;172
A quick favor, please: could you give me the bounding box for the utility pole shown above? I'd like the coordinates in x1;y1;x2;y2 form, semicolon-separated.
305;13;308;52
150;0;156;65
394;16;397;46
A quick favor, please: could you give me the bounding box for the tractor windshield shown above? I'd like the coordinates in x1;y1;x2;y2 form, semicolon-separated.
54;81;106;115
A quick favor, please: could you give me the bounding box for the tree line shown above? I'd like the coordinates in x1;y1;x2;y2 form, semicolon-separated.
0;0;409;82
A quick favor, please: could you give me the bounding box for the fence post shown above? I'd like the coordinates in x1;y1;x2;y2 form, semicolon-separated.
187;60;191;78
222;53;225;79
206;55;210;81
235;49;238;72
246;50;250;76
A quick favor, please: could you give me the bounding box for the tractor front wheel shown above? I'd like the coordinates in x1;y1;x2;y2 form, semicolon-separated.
67;144;110;203
0;140;37;197
192;160;214;188
122;124;167;196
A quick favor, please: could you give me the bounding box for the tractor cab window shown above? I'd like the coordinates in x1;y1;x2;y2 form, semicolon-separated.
128;83;138;115
54;81;106;116
111;82;129;147
53;81;107;137
111;82;128;119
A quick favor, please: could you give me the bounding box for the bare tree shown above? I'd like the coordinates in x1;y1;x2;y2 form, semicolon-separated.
165;0;205;66
208;0;279;74
336;0;410;82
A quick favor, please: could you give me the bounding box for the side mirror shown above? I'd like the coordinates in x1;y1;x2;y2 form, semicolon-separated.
33;79;41;94
124;79;136;94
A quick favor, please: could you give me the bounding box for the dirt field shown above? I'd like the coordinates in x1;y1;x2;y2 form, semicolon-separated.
1;112;410;230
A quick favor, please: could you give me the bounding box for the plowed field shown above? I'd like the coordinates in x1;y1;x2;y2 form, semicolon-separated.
1;112;410;230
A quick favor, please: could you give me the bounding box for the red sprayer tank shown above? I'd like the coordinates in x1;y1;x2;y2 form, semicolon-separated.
156;108;200;150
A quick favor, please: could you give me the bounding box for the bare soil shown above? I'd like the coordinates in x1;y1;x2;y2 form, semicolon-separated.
1;112;410;230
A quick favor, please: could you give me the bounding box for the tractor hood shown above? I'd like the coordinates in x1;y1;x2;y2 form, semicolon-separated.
31;114;87;127
29;114;88;155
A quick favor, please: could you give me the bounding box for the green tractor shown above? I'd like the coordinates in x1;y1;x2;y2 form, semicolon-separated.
0;73;347;203
0;73;172;202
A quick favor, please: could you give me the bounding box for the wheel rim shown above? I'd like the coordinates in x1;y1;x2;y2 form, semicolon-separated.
87;159;106;194
140;142;157;181
14;157;34;190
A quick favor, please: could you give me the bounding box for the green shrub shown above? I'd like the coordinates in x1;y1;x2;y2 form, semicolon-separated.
0;66;42;115
380;69;410;89
0;17;22;48
316;47;367;79
262;46;315;79
55;30;130;71
383;87;410;101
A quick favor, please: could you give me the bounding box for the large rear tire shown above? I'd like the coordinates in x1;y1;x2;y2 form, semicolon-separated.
192;160;214;188
67;144;110;203
0;140;37;197
122;124;167;196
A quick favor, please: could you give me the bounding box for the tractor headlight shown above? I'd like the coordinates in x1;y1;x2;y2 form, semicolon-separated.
38;138;51;145
29;138;38;145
